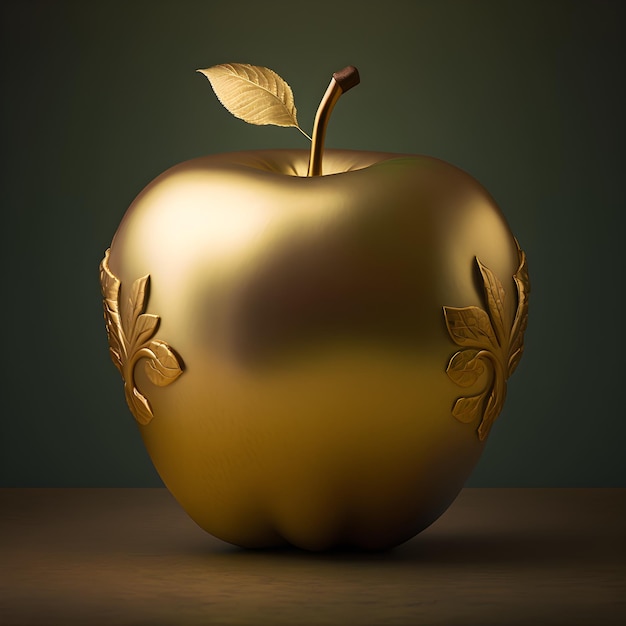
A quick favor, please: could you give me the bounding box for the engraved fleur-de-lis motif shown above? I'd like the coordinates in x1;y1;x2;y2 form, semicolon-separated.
443;240;529;440
99;249;184;425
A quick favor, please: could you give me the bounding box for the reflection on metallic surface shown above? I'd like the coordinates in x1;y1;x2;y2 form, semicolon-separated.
100;148;528;550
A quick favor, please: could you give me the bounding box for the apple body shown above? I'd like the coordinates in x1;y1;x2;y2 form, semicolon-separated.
103;148;524;551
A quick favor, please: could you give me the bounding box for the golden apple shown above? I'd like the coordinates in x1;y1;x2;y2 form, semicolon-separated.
99;65;529;550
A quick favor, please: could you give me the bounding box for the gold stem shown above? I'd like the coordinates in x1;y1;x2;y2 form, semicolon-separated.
307;66;360;177
307;80;341;177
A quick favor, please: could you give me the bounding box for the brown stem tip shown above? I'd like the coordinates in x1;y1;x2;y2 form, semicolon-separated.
332;66;360;92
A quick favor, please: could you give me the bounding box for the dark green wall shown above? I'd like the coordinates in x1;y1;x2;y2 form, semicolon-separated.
1;0;624;487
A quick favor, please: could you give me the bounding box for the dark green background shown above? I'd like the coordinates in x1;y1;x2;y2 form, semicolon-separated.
1;0;624;487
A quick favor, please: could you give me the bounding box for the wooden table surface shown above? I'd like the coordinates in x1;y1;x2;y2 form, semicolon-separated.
1;488;624;625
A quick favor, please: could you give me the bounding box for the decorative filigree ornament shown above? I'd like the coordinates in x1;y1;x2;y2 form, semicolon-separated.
443;240;529;440
99;249;184;425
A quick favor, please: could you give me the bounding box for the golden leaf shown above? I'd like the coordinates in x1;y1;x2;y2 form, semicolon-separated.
130;313;159;351
508;243;530;376
126;385;153;427
197;63;310;139
477;258;507;346
100;250;125;372
478;385;506;441
444;246;529;441
452;394;484;424
447;349;486;388
99;249;184;425
145;340;183;387
508;347;524;377
125;274;149;336
443;305;497;351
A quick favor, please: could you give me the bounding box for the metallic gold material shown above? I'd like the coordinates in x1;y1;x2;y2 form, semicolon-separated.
197;64;311;140
307;79;342;177
307;67;359;177
443;241;529;440
100;249;184;425
101;148;528;550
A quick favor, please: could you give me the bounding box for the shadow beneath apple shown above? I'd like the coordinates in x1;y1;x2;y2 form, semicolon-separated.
183;527;601;570
387;531;594;566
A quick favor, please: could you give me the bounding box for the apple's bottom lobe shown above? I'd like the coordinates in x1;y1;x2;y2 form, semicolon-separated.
137;350;484;551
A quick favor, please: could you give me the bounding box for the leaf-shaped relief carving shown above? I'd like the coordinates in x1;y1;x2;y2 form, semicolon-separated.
197;63;311;139
100;256;125;373
443;241;529;440
477;258;507;347
452;394;484;424
479;385;506;442
130;313;160;350
508;347;524;379
443;306;497;351
99;249;184;425
125;274;149;338
508;245;530;375
126;385;153;427
103;293;124;374
145;340;184;387
446;349;486;388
